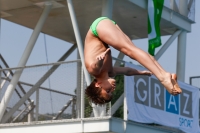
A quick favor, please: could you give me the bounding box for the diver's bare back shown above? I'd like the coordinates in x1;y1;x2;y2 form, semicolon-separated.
84;30;113;75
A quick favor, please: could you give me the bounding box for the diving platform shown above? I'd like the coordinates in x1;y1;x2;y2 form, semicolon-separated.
0;117;182;133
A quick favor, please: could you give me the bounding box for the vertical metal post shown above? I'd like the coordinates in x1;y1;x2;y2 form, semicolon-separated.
0;2;52;122
123;80;127;120
66;0;91;86
170;0;175;9
102;0;113;18
123;75;127;132
35;88;39;121
81;67;85;118
177;31;187;81
28;100;34;122
76;51;81;118
72;97;76;118
179;0;188;16
177;1;188;81
170;0;179;13
0;71;1;96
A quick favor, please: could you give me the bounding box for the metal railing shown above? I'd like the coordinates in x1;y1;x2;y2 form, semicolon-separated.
189;76;200;88
0;57;111;123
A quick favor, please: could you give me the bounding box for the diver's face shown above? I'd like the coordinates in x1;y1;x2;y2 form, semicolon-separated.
98;78;116;100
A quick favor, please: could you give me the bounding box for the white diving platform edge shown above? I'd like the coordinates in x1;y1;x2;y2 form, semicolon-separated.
0;117;182;133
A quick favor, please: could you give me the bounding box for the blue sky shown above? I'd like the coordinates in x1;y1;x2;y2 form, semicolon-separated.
0;0;199;86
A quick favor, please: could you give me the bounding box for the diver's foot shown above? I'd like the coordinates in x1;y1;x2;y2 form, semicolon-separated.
160;73;180;95
171;73;182;94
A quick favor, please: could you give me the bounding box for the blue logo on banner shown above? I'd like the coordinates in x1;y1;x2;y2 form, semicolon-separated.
166;92;179;115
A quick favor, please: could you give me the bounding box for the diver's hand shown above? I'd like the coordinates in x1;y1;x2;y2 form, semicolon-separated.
96;48;110;60
140;70;152;76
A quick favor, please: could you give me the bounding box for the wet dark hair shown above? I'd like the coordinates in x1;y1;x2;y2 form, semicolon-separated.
85;79;112;105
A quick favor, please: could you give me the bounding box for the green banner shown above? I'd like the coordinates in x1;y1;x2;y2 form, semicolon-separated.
148;0;164;56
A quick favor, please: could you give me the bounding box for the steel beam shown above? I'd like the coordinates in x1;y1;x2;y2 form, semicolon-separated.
177;31;187;81
1;45;77;123
176;0;188;81
0;2;52;122
66;0;91;86
154;30;182;60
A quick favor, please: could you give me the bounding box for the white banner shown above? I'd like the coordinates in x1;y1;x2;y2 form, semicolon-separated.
125;62;199;133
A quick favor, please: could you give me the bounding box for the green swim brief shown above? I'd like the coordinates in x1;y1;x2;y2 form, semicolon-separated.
90;17;116;37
